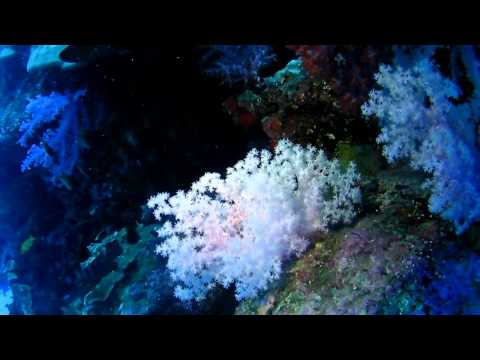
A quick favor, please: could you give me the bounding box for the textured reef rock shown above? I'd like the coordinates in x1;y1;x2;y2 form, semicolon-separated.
26;45;79;73
287;45;392;116
61;221;236;315
62;223;167;315
222;58;376;153
235;162;456;315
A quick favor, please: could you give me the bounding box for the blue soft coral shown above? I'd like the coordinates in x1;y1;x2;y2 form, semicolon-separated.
18;89;87;185
362;49;480;234
202;45;275;87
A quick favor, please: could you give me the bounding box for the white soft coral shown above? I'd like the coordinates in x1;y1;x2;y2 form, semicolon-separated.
362;57;480;234
148;140;361;301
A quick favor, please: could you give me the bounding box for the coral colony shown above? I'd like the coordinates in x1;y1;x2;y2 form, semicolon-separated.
0;45;479;314
18;90;88;185
147;140;360;301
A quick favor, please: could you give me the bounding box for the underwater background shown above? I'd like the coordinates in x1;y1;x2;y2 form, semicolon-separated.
0;44;479;315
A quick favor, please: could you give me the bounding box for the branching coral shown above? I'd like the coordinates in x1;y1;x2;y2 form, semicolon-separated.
148;140;361;302
362;56;480;234
201;45;275;87
18;89;88;186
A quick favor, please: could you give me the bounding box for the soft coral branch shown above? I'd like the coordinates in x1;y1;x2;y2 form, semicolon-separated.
18;89;88;186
